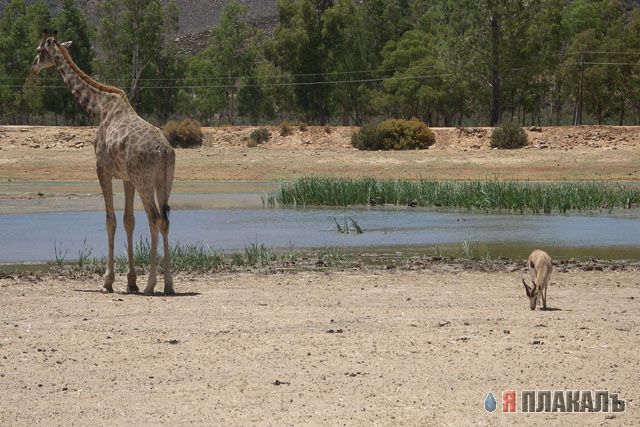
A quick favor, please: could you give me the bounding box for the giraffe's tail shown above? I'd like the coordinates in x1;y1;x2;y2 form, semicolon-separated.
156;145;175;232
162;204;171;223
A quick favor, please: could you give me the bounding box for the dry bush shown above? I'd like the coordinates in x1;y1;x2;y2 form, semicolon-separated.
490;123;528;149
279;120;293;136
163;119;203;148
249;127;271;146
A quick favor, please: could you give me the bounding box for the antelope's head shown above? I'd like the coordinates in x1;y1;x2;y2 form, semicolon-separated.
522;279;539;310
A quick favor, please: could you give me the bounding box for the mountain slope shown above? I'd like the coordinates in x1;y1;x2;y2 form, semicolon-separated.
0;0;277;36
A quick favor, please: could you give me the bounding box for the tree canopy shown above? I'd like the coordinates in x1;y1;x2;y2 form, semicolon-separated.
1;0;639;126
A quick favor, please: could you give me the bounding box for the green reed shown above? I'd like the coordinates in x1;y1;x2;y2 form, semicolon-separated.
266;177;640;213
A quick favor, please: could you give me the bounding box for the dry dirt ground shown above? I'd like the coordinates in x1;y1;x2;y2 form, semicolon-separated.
1;125;638;425
0;125;639;182
0;269;638;425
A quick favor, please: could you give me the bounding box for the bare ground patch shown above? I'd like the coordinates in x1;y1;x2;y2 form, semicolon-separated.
0;269;638;425
0;125;639;182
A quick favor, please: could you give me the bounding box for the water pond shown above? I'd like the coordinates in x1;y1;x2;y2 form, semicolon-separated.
1;205;639;263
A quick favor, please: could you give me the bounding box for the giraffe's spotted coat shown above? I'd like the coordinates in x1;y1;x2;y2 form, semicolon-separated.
31;33;176;295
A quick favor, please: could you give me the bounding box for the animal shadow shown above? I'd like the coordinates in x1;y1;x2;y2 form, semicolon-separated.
136;291;200;297
73;289;200;297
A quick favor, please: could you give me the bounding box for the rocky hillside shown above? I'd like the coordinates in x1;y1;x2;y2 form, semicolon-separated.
0;0;277;36
4;0;640;37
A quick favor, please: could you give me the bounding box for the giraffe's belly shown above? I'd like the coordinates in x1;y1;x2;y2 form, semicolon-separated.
97;147;130;180
112;162;130;180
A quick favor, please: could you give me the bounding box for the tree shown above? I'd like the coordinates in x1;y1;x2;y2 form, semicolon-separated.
46;0;95;124
147;0;182;122
322;0;376;124
620;9;640;124
522;0;566;125
96;0;173;117
381;29;438;123
270;0;334;124
560;0;626;124
179;53;225;124
182;1;264;124
0;0;52;123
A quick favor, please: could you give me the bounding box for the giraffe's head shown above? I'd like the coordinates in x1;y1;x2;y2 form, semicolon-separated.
31;30;72;76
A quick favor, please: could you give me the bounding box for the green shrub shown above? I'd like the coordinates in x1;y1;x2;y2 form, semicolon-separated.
249;127;271;145
299;122;308;132
279;120;293;136
351;119;435;150
351;124;384;150
163;118;203;148
490;123;528;149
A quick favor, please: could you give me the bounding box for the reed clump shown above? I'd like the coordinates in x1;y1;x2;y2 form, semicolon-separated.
266;177;640;213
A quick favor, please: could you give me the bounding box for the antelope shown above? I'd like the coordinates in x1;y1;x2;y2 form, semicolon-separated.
522;249;552;310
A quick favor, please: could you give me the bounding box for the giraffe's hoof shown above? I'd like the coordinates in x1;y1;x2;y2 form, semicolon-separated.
164;286;175;296
101;285;114;294
126;284;139;294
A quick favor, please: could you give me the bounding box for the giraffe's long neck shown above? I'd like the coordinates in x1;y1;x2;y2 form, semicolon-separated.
51;44;128;120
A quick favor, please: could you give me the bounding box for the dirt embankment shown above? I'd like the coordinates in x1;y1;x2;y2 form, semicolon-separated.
0;125;638;182
0;269;638;425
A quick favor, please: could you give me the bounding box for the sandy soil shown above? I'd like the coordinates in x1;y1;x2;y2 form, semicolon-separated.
1;124;638;425
0;125;639;182
0;269;638;425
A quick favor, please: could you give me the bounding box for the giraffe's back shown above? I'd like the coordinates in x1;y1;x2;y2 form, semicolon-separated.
98;115;174;183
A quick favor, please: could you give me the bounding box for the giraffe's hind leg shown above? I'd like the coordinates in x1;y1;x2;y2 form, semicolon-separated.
137;184;160;296
155;176;173;295
123;180;138;293
98;170;115;293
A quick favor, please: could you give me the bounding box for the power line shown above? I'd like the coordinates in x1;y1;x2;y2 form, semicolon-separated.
1;50;639;83
1;59;639;89
0;72;456;89
0;64;444;82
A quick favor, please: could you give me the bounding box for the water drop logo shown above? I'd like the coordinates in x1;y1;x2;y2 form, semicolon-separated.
484;391;497;412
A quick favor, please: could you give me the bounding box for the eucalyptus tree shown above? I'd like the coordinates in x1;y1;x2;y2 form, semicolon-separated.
322;0;377;124
44;0;95;124
96;0;177;118
270;0;334;124
0;0;53;123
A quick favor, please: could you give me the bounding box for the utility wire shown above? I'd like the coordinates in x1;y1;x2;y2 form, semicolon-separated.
0;72;457;89
1;59;639;89
0;64;444;82
1;50;639;83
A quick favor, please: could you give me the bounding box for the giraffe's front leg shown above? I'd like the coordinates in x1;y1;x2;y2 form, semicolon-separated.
98;170;115;293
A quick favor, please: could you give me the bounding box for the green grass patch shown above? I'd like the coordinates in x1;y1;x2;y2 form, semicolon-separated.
265;177;640;213
79;239;304;274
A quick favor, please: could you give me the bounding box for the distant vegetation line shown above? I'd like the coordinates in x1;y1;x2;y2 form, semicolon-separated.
266;177;640;213
2;0;640;128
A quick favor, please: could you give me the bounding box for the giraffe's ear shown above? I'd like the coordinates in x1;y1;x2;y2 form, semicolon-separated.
61;41;73;48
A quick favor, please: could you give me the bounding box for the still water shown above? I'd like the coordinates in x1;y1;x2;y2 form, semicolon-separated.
1;206;639;262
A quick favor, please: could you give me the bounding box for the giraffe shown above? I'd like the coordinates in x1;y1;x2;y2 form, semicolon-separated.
31;30;175;295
